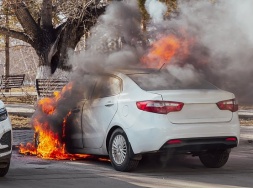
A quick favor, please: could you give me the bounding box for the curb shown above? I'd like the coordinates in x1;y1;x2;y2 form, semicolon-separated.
238;112;253;119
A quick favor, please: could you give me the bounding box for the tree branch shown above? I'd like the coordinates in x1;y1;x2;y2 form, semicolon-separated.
0;26;33;44
76;5;107;43
41;0;53;29
9;1;40;40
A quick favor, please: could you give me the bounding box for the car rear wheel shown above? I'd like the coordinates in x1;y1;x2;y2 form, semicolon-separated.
0;162;10;177
109;128;139;172
199;149;230;168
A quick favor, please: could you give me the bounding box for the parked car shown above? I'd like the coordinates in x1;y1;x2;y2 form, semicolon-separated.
0;100;12;177
65;69;240;171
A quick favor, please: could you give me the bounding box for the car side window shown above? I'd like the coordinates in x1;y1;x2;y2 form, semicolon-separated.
81;76;98;100
92;75;121;99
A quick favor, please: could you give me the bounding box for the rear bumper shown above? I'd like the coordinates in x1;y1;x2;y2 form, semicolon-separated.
124;113;240;154
159;136;238;154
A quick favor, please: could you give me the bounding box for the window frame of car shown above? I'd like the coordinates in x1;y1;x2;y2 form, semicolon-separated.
91;74;123;99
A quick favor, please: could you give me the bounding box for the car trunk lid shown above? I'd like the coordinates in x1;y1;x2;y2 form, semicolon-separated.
149;90;234;124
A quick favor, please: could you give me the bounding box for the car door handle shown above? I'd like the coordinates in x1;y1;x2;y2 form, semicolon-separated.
105;103;114;107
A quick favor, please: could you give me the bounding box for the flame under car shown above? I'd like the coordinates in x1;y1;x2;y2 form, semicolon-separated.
63;69;239;171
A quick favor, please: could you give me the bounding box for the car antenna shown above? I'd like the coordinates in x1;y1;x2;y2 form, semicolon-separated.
159;63;165;71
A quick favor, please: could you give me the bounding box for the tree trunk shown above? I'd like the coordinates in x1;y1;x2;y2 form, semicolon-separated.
1;1;106;80
35;22;80;79
35;32;73;80
4;11;10;92
4;35;10;92
5;36;10;77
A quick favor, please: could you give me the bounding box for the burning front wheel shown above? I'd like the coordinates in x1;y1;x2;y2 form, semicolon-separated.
34;132;40;149
109;128;139;172
199;149;230;168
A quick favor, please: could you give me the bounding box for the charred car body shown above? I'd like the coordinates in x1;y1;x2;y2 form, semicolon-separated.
0;100;12;177
64;69;240;171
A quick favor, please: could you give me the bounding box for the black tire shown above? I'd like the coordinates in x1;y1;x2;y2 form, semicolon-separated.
0;162;10;177
199;149;230;168
109;128;139;172
34;132;41;156
34;132;40;149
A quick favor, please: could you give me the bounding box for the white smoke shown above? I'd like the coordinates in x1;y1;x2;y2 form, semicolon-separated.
145;0;167;23
167;64;203;84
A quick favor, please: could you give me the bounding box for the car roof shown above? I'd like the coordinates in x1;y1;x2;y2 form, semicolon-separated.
113;68;159;75
80;68;160;78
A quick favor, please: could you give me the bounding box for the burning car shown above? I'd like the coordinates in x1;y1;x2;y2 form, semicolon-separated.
63;68;240;171
0;100;12;177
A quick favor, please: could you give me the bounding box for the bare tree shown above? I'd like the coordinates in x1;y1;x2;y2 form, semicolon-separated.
0;0;108;78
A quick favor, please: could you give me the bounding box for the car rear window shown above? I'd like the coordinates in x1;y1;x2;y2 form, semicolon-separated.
127;71;217;91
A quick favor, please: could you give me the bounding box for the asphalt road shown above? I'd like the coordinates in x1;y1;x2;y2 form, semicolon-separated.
0;127;252;188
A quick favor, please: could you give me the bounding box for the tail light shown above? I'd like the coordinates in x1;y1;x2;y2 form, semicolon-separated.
136;100;184;114
226;137;237;141
216;99;238;112
167;139;182;144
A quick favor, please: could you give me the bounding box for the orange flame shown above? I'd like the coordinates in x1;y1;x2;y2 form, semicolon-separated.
19;82;92;160
38;97;56;115
142;34;193;68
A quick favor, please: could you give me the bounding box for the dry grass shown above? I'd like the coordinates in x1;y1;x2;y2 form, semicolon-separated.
10;86;36;93
9;115;32;129
1;86;37;105
239;105;253;110
2;95;37;104
239;118;253;126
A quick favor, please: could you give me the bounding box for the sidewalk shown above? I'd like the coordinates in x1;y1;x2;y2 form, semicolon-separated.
6;104;35;117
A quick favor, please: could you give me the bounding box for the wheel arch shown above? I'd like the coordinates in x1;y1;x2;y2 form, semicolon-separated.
106;125;124;153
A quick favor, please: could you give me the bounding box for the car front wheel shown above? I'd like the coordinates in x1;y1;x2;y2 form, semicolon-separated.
109;128;139;172
199;149;230;168
0;162;10;177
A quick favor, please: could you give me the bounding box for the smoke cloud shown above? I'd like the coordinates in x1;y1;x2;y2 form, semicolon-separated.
145;0;167;23
171;0;253;104
70;0;143;75
70;0;253;105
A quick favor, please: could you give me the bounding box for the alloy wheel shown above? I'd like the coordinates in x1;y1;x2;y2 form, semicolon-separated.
112;134;127;165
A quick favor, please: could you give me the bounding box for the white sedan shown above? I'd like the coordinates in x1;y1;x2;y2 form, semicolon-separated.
0;100;12;177
66;69;240;172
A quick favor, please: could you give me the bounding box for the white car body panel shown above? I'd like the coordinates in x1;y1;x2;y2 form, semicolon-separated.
82;95;119;149
70;71;240;156
0;100;12;158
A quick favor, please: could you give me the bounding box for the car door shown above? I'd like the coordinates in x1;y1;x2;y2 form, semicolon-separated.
65;77;97;149
82;75;122;149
